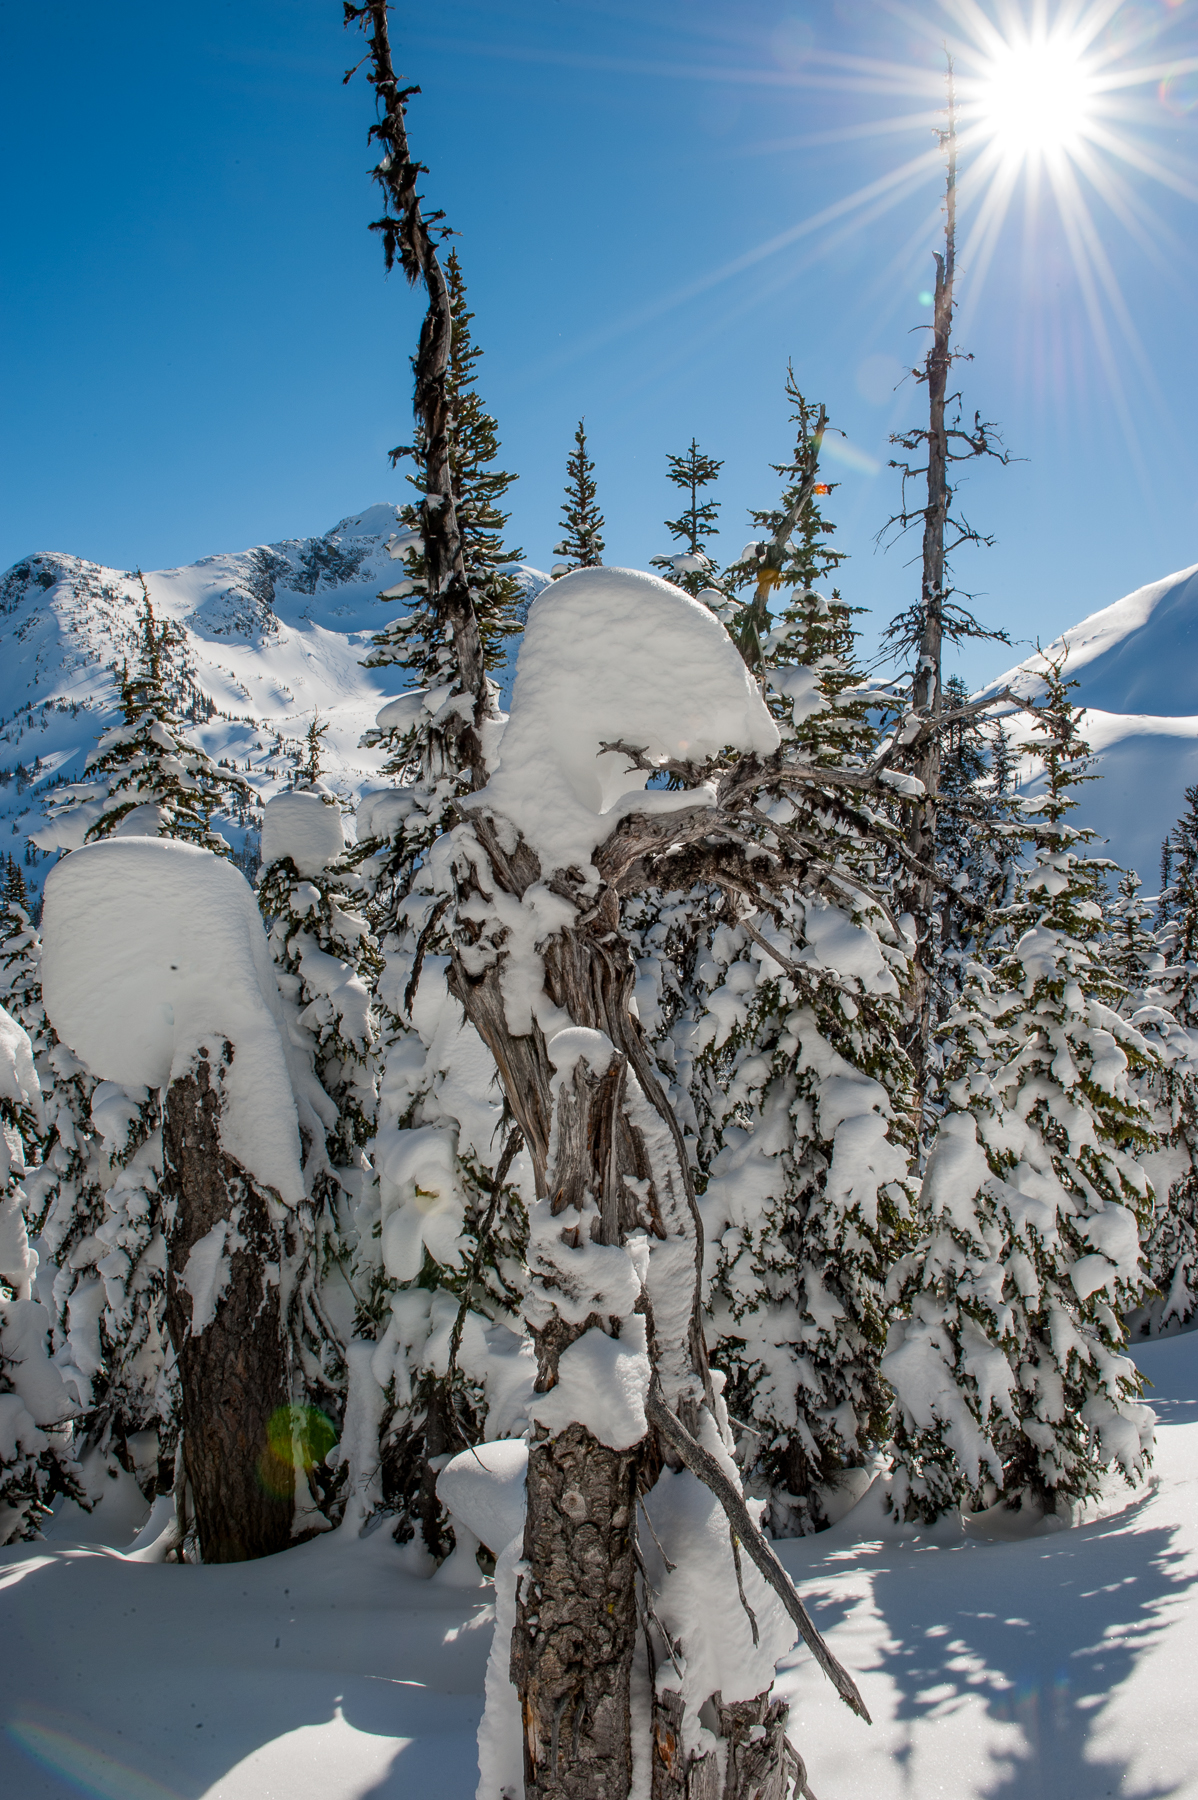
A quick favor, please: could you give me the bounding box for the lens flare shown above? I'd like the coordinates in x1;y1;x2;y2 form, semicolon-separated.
8;1718;184;1800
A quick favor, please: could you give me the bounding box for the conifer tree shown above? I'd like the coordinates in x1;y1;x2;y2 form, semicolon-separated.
726;369;844;673
651;439;724;597
885;658;1156;1520
343;44;530;1550
0;1002;83;1541
1138;787;1198;1332
878;62;1011;1104
695;404;916;1532
552;418;605;571
23;589;254;1509
256;750;383;1508
41;586;249;855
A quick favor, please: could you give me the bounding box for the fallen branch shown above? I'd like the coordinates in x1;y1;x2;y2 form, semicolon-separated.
645;1380;871;1723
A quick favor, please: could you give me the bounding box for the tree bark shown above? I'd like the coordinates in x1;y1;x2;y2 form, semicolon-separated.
162;1048;293;1562
450;814;789;1800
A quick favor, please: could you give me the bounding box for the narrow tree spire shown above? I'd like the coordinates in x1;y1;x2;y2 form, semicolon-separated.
878;54;1011;1106
345;0;492;788
553;419;605;570
651;439;723;596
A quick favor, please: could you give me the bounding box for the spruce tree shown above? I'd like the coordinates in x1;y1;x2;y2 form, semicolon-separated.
0;1003;83;1541
726;368;844;672
885;658;1157;1520
41;587;249;855
349;215;529;1547
257;761;383;1520
552;418;605;571
1138;786;1198;1332
646;382;918;1534
651;439;724;597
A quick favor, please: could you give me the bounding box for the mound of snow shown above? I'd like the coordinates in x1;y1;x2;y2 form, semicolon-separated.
40;838;303;1202
471;566;778;873
261;788;347;876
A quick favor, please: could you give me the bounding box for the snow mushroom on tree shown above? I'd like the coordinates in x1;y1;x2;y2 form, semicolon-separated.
40;838;311;1562
447;567;867;1798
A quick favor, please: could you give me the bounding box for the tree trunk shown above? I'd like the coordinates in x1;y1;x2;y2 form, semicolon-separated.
451;815;788;1800
512;1424;640;1800
162;1048;293;1562
904;61;958;1107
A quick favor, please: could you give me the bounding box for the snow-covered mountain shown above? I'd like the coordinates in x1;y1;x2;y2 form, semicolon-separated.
3;508;1193;901
982;561;1198;884
0;506;548;908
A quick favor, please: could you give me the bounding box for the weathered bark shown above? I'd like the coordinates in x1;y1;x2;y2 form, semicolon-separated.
162;1048;293;1562
450;814;793;1800
512;1424;640;1799
653;1690;796;1800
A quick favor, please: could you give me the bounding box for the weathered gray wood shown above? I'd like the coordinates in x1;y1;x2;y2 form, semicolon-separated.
162;1047;293;1563
451;814;799;1799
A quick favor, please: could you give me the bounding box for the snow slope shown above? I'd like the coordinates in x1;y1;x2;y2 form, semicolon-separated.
982;563;1198;883
0;512;548;908
1;1331;1195;1799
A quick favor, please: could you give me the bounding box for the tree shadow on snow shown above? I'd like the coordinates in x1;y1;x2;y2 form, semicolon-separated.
851;1497;1190;1800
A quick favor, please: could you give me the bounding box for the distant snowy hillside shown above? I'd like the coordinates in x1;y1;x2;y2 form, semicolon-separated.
982;562;1198;884
0;509;549;908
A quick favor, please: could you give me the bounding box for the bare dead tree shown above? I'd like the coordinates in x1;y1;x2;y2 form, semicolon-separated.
875;53;1012;1105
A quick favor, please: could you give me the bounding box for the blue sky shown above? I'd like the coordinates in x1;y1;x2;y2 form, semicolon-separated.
2;0;1196;687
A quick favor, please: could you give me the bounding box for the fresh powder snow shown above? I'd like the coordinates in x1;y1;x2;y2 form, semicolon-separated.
38;837;304;1203
0;1331;1193;1798
466;565;779;876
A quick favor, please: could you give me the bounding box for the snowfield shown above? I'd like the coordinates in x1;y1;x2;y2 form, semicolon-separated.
1;1330;1194;1800
984;561;1198;883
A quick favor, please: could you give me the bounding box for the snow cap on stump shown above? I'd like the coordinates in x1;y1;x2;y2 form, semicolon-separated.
468;566;779;874
40;837;304;1203
261;788;346;877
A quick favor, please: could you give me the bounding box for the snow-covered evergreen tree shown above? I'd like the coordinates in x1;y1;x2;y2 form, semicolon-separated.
640;383;920;1534
885;659;1157;1520
651;439;724;598
1;834;167;1500
1135;786;1198;1333
41;588;249;854
18;593;254;1508
552;418;605;572
351;254;533;1549
725;367;844;672
0;1002;83;1541
256;751;383;1518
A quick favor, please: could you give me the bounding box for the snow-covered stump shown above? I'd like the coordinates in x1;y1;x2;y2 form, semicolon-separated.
162;1049;293;1561
444;571;858;1797
41;839;311;1564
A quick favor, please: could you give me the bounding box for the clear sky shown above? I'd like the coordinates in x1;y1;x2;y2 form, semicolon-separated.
2;0;1196;688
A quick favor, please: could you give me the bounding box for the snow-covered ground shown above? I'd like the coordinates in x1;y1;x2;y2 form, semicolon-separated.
0;508;547;910
2;1329;1195;1799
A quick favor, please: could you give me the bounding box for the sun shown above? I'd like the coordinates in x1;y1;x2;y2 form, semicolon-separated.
975;33;1096;161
